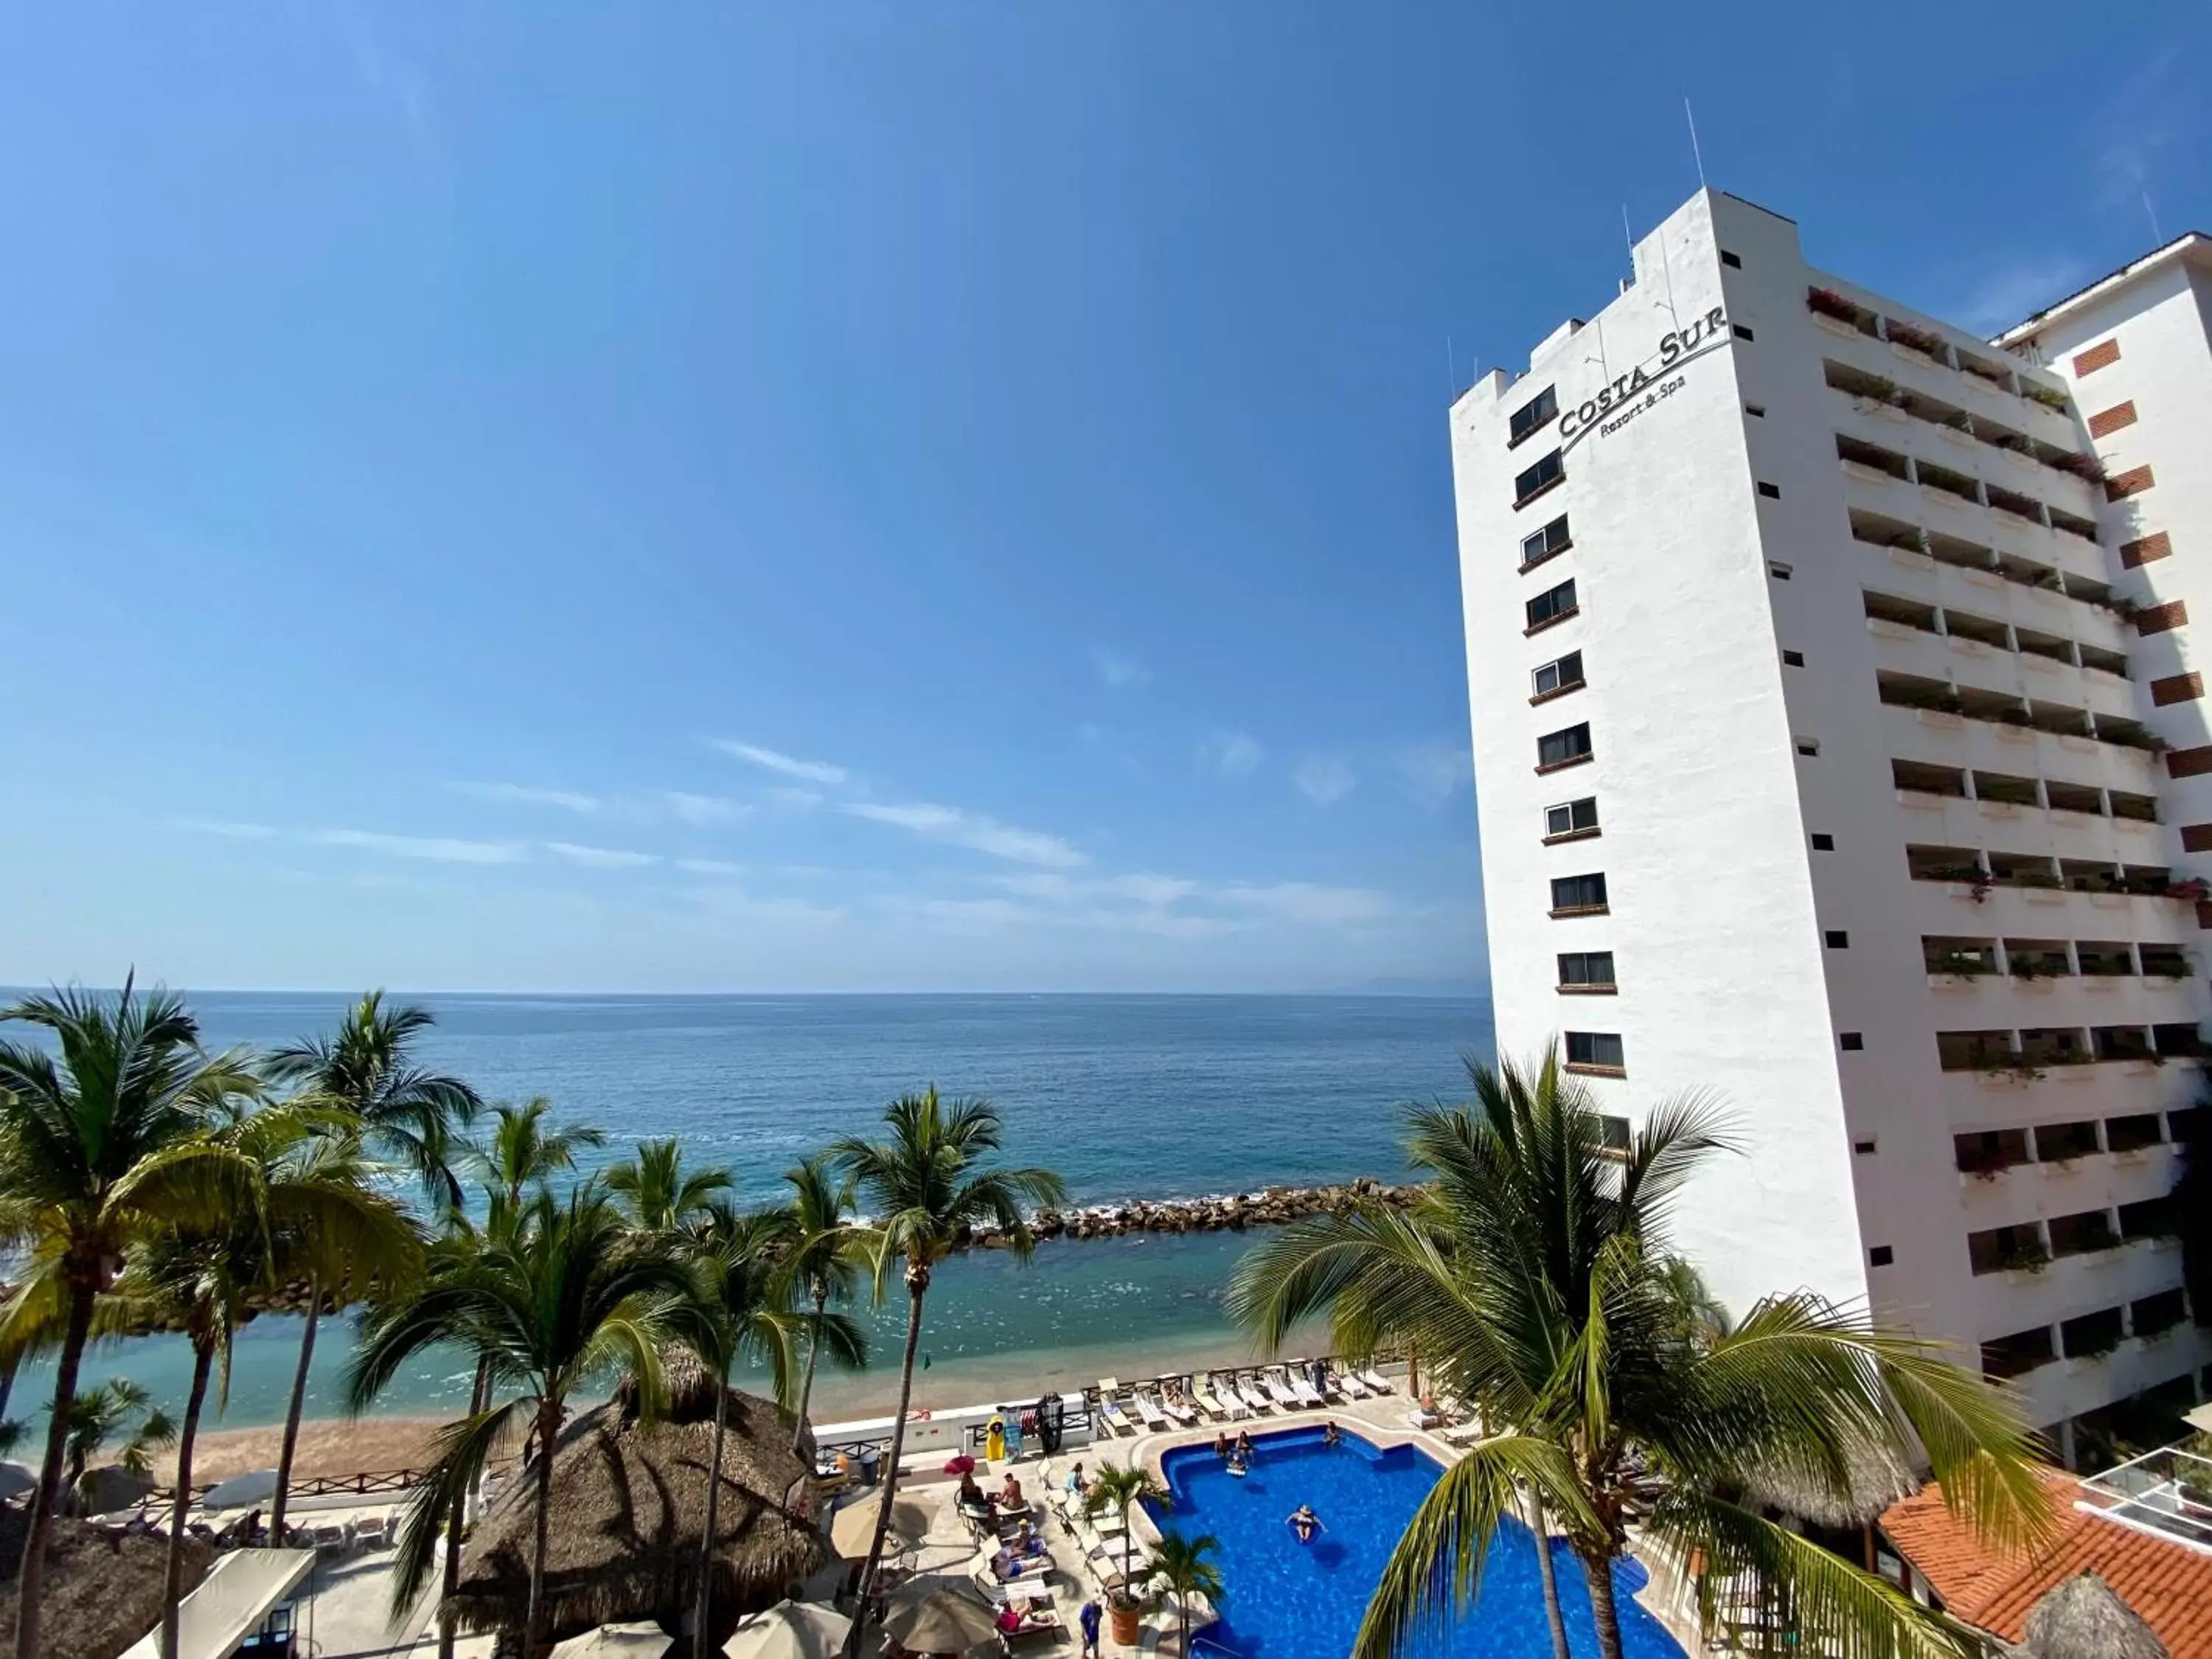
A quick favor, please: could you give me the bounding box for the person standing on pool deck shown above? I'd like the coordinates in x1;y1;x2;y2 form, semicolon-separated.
1078;1598;1102;1658
1287;1503;1324;1543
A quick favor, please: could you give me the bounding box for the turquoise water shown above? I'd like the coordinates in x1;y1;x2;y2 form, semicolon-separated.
8;992;1492;1430
1154;1427;1685;1658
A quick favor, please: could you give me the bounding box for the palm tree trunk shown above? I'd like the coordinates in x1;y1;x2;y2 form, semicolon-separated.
846;1278;927;1659
791;1288;827;1457
1579;1544;1627;1659
440;1358;491;1659
162;1342;217;1659
693;1370;731;1659
525;1398;560;1656
15;1281;96;1659
271;1287;320;1541
1530;1494;1571;1659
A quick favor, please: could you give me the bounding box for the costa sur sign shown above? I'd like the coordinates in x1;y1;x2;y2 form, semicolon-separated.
1557;305;1728;442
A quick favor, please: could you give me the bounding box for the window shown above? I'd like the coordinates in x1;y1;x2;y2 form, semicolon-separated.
1825;930;1849;948
1768;560;1790;578
1811;833;1834;851
1557;950;1615;990
1598;1114;1632;1154
1520;513;1571;568
1746;403;1767;418
1720;250;1742;269
1853;1138;1877;1155
1564;1031;1624;1072
1508;385;1559;446
1868;1245;1893;1267
1733;324;1755;341
1532;651;1585;699
1550;872;1607;914
1514;450;1564;507
1525;578;1577;631
1782;650;1805;667
1795;738;1819;756
1537;723;1593;771
2132;1289;2186;1338
1839;1032;1864;1051
1544;796;1599;839
1758;481;1781;499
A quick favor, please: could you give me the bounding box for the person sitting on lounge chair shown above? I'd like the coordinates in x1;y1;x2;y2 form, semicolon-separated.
998;1603;1055;1635
1287;1503;1324;1543
1064;1461;1087;1495
1000;1472;1026;1511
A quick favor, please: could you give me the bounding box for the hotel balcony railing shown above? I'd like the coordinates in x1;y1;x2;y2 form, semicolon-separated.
1807;286;2074;417
1848;509;2121;619
1835;434;2098;544
1877;671;2165;757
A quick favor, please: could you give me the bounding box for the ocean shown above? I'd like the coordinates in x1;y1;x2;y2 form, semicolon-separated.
10;992;1493;1431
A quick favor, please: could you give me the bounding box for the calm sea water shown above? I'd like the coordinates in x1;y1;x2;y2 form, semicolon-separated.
11;992;1492;1432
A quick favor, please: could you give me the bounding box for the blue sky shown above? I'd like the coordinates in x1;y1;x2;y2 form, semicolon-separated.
1;4;2206;993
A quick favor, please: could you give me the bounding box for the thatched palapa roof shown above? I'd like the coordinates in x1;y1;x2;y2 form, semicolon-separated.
1737;1436;1921;1528
2017;1572;2169;1659
0;1509;214;1659
448;1351;826;1640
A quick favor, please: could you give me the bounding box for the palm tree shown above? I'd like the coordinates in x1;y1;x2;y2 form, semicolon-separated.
773;1155;867;1454
261;994;479;1539
0;979;263;1659
606;1137;734;1234
60;1377;176;1502
1085;1462;1168;1613
348;1181;694;1649
675;1201;865;1659
1147;1531;1224;1657
1228;1045;2055;1659
831;1088;1065;1655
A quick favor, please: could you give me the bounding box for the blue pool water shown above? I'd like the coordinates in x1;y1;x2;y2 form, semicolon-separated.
1153;1427;1687;1658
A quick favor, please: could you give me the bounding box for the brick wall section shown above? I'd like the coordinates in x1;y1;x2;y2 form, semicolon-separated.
2073;338;2122;375
2152;671;2205;706
2121;531;2173;568
2107;465;2156;501
2166;743;2212;778
2183;826;2212;854
2136;599;2188;636
2087;400;2138;438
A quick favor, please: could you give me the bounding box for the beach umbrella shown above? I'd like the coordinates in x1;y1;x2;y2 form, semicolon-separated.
830;1492;931;1559
201;1467;282;1511
723;1600;850;1659
549;1621;673;1659
881;1579;999;1652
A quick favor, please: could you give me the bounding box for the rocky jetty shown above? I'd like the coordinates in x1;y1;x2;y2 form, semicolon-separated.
953;1176;1423;1251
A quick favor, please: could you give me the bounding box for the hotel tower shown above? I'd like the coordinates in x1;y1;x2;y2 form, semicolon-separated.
1450;189;2212;1461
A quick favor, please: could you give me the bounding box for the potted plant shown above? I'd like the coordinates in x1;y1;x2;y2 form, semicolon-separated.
1147;1530;1225;1657
1086;1461;1169;1646
2026;383;2070;412
1806;287;1862;324
1886;319;1946;358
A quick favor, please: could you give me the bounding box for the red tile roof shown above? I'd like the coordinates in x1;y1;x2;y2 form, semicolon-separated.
1879;1469;2212;1658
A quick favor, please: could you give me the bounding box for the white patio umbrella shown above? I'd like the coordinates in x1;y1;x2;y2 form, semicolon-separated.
548;1622;672;1659
881;1579;1000;1653
723;1601;851;1659
830;1493;932;1559
201;1468;282;1511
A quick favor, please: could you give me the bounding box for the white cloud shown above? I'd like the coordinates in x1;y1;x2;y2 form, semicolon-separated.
543;841;660;869
658;790;751;827
1202;730;1264;778
456;782;599;814
1392;741;1471;806
709;740;849;786
998;872;1202;908
1216;881;1394;925
175;818;278;839
1293;754;1356;805
1093;648;1150;690
843;801;1087;869
677;858;742;876
766;787;825;810
314;829;529;864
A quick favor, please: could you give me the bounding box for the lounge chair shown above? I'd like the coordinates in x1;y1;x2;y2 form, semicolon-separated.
1189;1377;1229;1420
1360;1366;1394;1395
1161;1388;1198;1427
1284;1365;1325;1408
1335;1367;1371;1401
1235;1374;1275;1415
1262;1368;1301;1409
1133;1392;1168;1430
1094;1381;1134;1436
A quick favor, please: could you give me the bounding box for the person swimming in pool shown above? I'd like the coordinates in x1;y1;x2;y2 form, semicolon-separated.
1287;1503;1324;1543
1214;1431;1232;1461
1322;1420;1340;1447
1234;1430;1254;1458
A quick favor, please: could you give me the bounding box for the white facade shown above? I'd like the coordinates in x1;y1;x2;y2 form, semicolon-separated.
1450;190;2211;1450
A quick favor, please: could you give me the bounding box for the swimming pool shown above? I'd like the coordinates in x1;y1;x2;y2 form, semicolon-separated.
1152;1426;1687;1658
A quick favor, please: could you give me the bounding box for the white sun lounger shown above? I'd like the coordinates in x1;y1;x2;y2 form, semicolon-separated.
1263;1370;1301;1409
1236;1377;1275;1414
1161;1389;1198;1427
1360;1366;1394;1394
1284;1367;1326;1408
1096;1380;1134;1436
1133;1392;1168;1430
1189;1377;1229;1419
1335;1369;1371;1401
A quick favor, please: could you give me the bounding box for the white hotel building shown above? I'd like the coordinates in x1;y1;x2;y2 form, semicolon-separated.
1450;189;2212;1459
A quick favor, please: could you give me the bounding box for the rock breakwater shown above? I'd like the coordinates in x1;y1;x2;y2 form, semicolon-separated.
956;1176;1423;1250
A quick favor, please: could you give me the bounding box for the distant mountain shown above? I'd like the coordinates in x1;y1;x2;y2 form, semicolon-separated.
1328;975;1490;999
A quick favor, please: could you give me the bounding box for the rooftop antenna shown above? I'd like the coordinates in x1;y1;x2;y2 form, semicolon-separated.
1685;97;1707;189
2143;190;2163;243
1621;203;1636;291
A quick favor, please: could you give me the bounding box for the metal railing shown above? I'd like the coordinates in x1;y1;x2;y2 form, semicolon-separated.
2077;1443;2212;1550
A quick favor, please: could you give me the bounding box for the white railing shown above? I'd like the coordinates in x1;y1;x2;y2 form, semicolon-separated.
2077;1444;2212;1554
